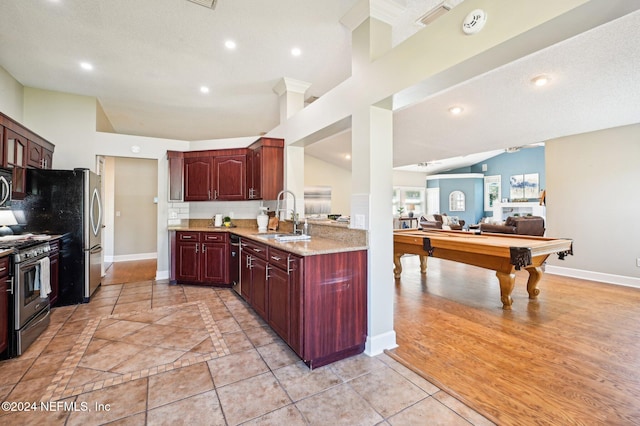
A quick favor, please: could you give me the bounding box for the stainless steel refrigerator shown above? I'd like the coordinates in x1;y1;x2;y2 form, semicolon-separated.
22;168;103;305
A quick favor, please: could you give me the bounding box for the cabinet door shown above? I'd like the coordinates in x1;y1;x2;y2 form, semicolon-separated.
27;141;44;168
268;266;290;342
175;242;200;282
184;157;213;201
4;129;27;199
240;250;252;302
167;151;184;201
202;242;228;284
214;154;246;200
248;147;262;199
42;148;53;169
251;257;268;319
0;258;9;355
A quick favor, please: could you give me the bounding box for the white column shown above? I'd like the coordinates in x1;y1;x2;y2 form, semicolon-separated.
273;77;312;122
349;13;396;355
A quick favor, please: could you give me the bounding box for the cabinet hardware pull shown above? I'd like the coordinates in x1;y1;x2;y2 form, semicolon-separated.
266;264;271;280
246;255;253;269
271;256;281;261
182;235;192;239
287;255;293;275
0;267;5;272
253;248;262;253
214;190;218;199
7;276;14;294
202;245;206;252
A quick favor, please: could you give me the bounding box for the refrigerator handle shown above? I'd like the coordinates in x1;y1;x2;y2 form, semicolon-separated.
90;187;103;237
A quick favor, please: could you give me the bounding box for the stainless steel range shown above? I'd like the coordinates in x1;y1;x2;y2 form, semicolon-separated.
2;238;52;357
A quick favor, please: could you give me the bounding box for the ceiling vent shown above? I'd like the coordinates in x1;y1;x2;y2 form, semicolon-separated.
417;1;452;26
187;0;218;9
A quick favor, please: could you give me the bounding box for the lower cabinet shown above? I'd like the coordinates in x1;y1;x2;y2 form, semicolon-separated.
0;257;9;355
240;237;367;369
173;231;230;285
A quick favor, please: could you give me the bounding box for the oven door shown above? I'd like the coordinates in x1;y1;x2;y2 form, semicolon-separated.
14;257;50;329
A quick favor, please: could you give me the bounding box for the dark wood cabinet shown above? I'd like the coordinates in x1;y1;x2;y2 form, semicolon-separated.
247;138;284;200
1;113;55;200
214;154;246;200
239;236;367;368
27;141;52;169
184;157;213;201
49;239;60;307
0;256;9;355
167;151;184;201
173;231;230;285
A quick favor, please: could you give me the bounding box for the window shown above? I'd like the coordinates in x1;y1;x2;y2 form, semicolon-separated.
449;191;465;211
393;187;425;216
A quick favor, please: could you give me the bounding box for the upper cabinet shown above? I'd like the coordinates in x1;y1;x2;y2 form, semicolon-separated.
247;137;284;200
170;137;283;202
1;112;55;199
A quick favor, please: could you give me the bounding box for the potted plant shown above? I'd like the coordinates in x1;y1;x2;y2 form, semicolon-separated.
223;216;231;227
397;207;405;217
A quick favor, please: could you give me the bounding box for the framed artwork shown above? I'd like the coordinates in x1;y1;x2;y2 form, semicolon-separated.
524;173;539;199
509;173;540;200
484;175;501;211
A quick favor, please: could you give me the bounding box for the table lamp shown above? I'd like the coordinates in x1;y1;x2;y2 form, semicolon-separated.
0;209;18;236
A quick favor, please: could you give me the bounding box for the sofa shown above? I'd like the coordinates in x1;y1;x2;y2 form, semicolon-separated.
479;216;545;236
419;214;466;231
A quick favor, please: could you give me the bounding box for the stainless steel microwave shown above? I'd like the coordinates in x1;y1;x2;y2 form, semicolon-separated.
0;168;12;208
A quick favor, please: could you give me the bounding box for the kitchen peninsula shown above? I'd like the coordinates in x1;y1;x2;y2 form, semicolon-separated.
169;221;368;368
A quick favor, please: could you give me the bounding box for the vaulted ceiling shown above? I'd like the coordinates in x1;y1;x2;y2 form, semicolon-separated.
1;1;639;173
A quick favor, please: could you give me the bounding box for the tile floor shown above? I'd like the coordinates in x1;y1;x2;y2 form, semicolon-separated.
0;279;494;425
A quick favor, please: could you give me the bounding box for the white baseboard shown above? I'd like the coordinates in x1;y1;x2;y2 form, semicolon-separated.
155;270;169;280
364;330;398;357
105;252;157;263
546;265;640;289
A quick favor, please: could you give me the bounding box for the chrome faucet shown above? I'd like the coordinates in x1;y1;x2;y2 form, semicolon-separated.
276;190;300;234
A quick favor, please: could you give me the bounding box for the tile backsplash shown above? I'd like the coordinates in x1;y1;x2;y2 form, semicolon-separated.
167;200;278;226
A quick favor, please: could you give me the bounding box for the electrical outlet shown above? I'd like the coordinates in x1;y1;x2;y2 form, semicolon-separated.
637;257;640;267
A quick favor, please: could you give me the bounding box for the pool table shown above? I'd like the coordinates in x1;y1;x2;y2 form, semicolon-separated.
393;229;573;309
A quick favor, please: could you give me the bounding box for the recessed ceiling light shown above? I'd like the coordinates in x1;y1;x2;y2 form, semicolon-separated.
531;75;550;86
448;106;464;115
80;62;93;71
200;86;210;94
344;154;351;160
224;40;236;50
291;47;302;57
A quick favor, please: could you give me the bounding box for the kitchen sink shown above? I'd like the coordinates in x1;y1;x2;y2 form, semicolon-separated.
254;233;311;242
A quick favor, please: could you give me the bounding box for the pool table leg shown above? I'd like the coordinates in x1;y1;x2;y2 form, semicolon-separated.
525;266;543;299
419;255;427;274
393;252;403;278
496;271;516;310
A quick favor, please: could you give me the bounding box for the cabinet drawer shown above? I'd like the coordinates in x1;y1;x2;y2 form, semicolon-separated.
267;247;291;271
0;256;8;276
241;239;267;260
203;232;228;243
177;231;201;242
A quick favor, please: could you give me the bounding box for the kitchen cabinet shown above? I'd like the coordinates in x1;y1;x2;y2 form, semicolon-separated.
49;239;60;307
239;236;367;368
167;151;184;201
247;137;284;200
1;113;56;200
27;141;53;169
183;151;247;201
183;157;213;201
0;256;9;355
173;231;229;285
214;154;246;200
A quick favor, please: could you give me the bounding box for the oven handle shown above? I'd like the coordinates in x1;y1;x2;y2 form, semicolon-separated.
6;276;13;295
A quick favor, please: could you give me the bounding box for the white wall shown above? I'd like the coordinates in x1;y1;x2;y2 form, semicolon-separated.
545;124;640;285
393;170;427;188
0;66;23;121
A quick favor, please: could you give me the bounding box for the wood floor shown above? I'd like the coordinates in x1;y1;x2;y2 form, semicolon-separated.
388;255;640;425
102;259;157;285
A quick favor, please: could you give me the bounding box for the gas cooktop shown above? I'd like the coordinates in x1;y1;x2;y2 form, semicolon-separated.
0;234;52;250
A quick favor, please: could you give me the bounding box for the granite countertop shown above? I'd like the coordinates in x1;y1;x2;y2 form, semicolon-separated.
168;225;368;256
